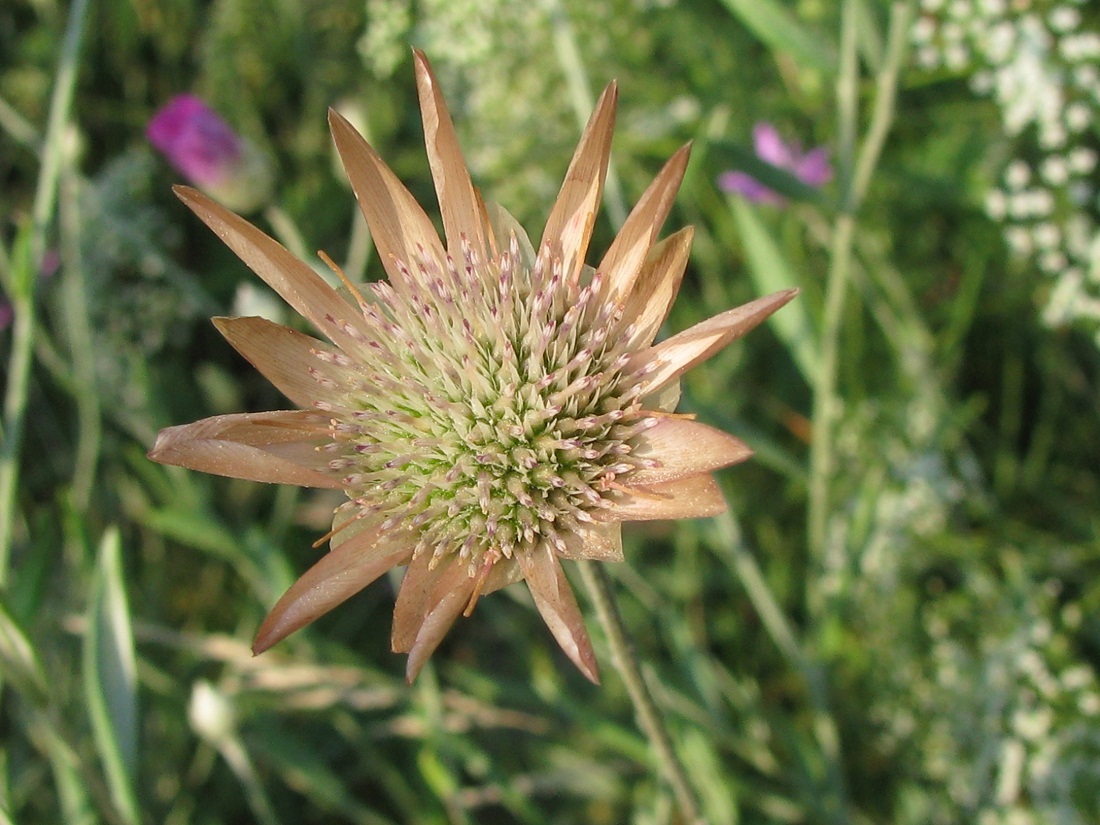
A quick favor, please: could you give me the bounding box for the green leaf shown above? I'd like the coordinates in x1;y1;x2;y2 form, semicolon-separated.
717;0;835;73
250;723;397;825
83;527;140;825
730;198;819;382
41;729;99;825
0;750;12;825
0;594;49;708
140;507;238;560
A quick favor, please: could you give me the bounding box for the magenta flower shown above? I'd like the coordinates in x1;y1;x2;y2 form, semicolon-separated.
148;95;273;212
719;122;832;205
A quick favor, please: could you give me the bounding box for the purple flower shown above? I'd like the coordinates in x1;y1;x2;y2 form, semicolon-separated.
147;95;273;212
148;95;242;187
719;122;832;205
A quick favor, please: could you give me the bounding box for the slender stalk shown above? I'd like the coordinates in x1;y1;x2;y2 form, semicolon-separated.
59;173;102;510
263;205;313;266
806;1;912;596
850;2;912;208
713;510;849;821
806;0;860;591
577;560;705;825
0;0;91;583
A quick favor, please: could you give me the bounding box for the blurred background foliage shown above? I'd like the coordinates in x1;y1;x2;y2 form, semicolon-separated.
2;0;1099;823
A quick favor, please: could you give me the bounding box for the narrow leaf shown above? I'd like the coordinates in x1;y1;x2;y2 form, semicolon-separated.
718;0;835;73
83;527;140;825
0;595;49;708
731;198;819;382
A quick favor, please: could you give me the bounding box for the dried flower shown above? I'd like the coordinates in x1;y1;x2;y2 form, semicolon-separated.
718;122;832;204
147;95;273;213
148;52;795;683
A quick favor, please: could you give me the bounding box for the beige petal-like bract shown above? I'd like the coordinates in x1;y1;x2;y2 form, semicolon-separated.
149;410;342;488
597;474;728;522
621;226;693;349
557;521;624;563
518;547;599;683
253;521;414;653
600;144;691;304
631;288;799;396
391;552;454;653
539;81;617;284
329;109;446;293
487;202;536;270
402;556;476;683
213;316;351;409
413;49;490;263
174;187;364;352
628;417;753;485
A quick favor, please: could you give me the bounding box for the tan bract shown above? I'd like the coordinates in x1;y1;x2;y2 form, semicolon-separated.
149;50;796;684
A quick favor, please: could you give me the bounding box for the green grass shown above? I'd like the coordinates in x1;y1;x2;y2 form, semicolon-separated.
2;0;1099;822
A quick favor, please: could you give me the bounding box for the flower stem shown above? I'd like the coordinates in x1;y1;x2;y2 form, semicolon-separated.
0;0;90;583
806;0;912;611
577;560;705;825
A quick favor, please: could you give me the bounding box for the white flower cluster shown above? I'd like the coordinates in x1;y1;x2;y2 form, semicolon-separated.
926;587;1100;824
869;569;1100;824
911;0;1100;346
375;0;621;223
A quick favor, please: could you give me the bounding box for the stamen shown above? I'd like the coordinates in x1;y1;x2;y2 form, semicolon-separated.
319;249;371;313
311;513;366;548
463;549;501;616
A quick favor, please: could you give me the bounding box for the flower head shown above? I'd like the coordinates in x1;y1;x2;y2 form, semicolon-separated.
149;52;795;683
719;122;832;204
147;95;273;212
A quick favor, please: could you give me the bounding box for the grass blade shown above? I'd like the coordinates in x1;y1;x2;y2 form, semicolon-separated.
83;527;140;825
0;595;49;708
717;0;835;73
730;198;819;382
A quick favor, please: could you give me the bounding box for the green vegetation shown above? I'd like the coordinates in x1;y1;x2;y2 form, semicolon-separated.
2;0;1098;822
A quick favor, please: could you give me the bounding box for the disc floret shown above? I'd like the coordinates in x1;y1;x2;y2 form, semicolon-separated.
323;233;657;575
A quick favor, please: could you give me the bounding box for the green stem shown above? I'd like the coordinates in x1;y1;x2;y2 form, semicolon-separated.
806;1;912;599
806;0;860;595
0;0;91;583
59;173;102;510
713;510;849;821
577;561;705;825
849;2;912;209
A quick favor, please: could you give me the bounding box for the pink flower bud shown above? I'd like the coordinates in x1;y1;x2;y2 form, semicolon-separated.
719;121;832;205
148;95;273;212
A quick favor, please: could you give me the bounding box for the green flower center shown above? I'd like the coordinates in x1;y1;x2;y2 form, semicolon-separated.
317;236;657;566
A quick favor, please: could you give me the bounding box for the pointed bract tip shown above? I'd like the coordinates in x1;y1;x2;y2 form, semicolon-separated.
579;657;601;685
173;184;206;210
412;48;433;78
328;107;355;138
252;614;288;656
